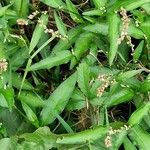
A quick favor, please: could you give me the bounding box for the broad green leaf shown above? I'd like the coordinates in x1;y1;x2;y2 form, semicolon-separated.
116;69;144;82
77;63;91;98
133;40;144;62
129;125;150;150
83;22;108;35
40;73;77;125
54;11;67;36
12;0;29;17
108;0;150;12
93;0;107;8
66;88;85;111
29;50;72;71
19;91;44;108
0;4;11;17
142;3;150;14
84;22;144;39
70;32;94;68
0;138;16;150
19;127;57;149
0;88;14;111
108;13;120;66
56;126;108;144
140;80;150;93
128;24;145;39
66;0;83;23
22;102;39;127
140;20;150;39
124;137;137;150
40;0;66;9
51;25;83;54
0;94;8;108
29;14;48;53
106;88;134;107
11;72;33;90
128;102;150;126
10;46;29;70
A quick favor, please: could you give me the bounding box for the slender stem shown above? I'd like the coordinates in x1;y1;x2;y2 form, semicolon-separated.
18;36;55;96
31;36;55;59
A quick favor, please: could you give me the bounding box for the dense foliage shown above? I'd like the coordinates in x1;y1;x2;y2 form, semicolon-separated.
0;0;150;149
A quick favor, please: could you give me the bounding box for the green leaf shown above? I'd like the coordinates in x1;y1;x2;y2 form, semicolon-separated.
10;46;29;70
19;127;57;149
116;69;144;82
108;13;120;66
70;32;94;68
129;125;150;150
12;0;29;17
56;114;74;133
123;137;137;150
11;72;33;90
40;0;66;9
93;0;107;8
140;20;150;39
0;4;11;17
106;88;134;107
29;14;48;53
83;9;104;16
54;11;67;36
77;63;91;98
51;25;83;54
56;126;108;144
140;80;150;93
0;138;16;150
22;102;39;127
133;40;144;62
108;0;150;12
83;22;108;35
66;88;85;111
40;73;77;125
66;0;83;23
19;91;44;108
29;50;72;71
0;88;14;111
128;102;150;126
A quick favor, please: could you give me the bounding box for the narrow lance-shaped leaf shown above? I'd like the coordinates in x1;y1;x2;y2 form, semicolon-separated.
0;88;14;111
12;0;29;17
108;13;120;66
40;73;77;125
105;88;134;107
54;11;67;37
133;40;144;62
116;69;144;82
39;0;66;9
56;126;108;144
66;0;83;23
129;125;150;150
19;91;44;108
123;137;137;150
29;50;72;71
70;32;94;69
128;102;150;126
77;63;91;98
29;14;48;53
108;0;150;12
93;0;107;8
22;102;39;127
